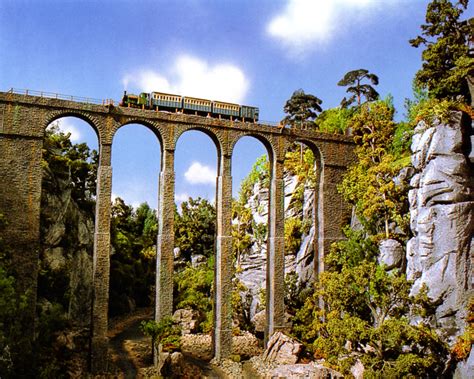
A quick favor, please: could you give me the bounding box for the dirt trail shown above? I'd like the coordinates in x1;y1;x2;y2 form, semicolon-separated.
107;308;152;378
106;308;226;378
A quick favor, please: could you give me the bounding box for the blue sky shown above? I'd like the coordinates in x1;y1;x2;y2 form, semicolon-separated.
2;0;470;209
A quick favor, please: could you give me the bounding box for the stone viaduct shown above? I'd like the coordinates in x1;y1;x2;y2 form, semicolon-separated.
0;91;355;372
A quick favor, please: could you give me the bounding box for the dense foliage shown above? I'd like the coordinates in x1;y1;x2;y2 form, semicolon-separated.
140;317;181;355
174;258;214;333
315;107;353;134
42;123;98;209
174;197;216;260
410;0;473;102
290;97;449;375
0;214;29;378
339;99;410;239
293;259;448;377
109;199;157;316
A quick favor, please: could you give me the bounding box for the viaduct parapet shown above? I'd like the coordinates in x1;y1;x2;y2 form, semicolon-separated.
0;91;355;373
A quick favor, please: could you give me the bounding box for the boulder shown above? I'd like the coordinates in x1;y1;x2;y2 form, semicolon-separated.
252;310;266;333
378;239;404;270
172;308;199;335
191;254;207;268
180;334;213;361
350;359;364;379
232;331;262;358
263;332;302;365
252;310;293;334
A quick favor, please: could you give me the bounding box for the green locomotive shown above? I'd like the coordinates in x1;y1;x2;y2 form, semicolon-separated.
120;91;259;122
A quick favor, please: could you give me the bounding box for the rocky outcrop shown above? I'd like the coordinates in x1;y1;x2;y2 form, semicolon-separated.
238;171;316;320
180;332;262;361
251;310;293;334
172;309;199;335
407;111;473;340
263;332;302;365
378;239;404;270
40;164;95;325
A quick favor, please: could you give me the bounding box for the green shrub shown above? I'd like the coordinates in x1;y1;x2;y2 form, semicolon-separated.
140;317;181;353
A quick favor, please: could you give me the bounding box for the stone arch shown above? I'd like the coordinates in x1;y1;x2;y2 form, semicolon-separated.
112;119;165;152
287;138;324;167
44;109;103;143
174;124;224;158
230;131;289;341
230;132;275;163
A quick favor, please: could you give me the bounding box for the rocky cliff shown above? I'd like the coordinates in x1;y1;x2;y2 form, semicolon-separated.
40;158;95;325
407;111;473;343
237;168;315;320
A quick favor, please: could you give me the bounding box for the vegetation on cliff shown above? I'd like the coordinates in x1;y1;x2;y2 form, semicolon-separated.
0;214;29;377
290;95;453;376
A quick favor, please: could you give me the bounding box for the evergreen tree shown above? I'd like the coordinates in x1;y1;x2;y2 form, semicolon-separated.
410;0;473;103
338;69;380;108
282;89;323;130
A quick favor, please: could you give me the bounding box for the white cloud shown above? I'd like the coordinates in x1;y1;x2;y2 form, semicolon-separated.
122;54;249;103
184;161;216;185
267;0;391;55
175;193;190;203
57;119;81;142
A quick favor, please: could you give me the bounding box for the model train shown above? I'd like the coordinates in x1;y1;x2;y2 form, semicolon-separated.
120;91;259;122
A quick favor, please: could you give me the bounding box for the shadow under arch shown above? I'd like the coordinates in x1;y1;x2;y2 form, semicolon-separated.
285;138;325;279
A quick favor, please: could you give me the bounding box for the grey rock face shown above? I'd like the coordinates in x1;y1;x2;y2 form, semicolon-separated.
40;165;94;325
378;239;404;270
454;348;474;379
237;171;316;319
407;112;473;343
191;254;207;268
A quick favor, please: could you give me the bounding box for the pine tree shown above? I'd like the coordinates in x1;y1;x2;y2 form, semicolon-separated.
410;0;473;103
